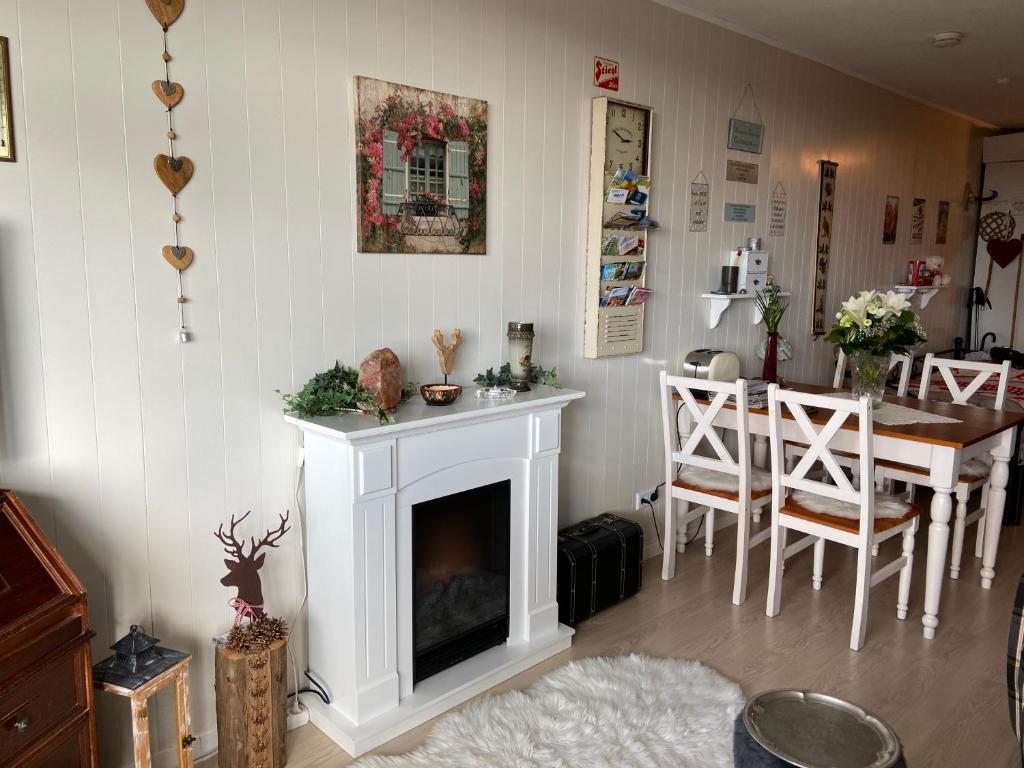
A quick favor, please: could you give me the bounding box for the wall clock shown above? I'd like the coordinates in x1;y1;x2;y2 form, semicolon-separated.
584;97;654;359
0;36;14;162
604;101;649;175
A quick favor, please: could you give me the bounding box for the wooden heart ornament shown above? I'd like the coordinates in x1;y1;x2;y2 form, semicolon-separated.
162;245;194;271
987;238;1023;268
145;0;185;28
151;80;184;109
154;154;193;195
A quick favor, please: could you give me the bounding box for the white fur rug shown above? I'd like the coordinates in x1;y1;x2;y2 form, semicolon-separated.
356;655;744;768
790;489;910;519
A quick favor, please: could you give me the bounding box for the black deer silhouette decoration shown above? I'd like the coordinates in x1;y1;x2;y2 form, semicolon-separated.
214;510;290;626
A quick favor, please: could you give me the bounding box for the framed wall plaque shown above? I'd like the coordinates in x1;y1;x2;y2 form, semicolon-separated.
0;36;13;162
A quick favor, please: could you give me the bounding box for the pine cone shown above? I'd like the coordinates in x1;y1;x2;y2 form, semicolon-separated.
225;615;289;652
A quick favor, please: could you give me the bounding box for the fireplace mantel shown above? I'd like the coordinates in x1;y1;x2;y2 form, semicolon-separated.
286;385;584;757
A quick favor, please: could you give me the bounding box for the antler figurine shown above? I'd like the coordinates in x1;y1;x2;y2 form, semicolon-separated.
432;328;461;385
214;510;290;627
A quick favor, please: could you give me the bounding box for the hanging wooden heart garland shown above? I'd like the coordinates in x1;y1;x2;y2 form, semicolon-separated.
147;0;193;342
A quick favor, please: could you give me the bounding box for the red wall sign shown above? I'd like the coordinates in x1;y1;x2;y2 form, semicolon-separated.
594;57;619;92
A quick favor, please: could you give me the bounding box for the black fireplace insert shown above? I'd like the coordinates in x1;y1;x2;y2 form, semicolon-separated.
412;479;511;684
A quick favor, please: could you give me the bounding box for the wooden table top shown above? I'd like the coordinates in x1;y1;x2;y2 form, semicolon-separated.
675;382;1024;449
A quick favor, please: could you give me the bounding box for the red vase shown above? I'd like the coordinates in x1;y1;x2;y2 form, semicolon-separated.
761;332;779;383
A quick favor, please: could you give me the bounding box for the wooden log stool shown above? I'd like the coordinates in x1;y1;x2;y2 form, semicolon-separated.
94;654;195;768
214;637;287;768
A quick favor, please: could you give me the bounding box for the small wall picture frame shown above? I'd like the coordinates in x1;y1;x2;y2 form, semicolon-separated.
0;36;14;162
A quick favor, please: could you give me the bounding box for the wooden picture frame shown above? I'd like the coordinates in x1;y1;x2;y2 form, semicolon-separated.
0;36;13;162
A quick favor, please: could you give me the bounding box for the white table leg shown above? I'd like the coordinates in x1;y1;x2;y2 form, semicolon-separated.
922;485;953;640
981;432;1014;589
753;434;768;470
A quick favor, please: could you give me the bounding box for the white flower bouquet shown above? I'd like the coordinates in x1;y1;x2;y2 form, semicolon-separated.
824;290;927;357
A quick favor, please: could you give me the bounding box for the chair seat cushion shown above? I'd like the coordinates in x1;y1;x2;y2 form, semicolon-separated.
674;465;772;501
781;490;920;535
876;456;989;484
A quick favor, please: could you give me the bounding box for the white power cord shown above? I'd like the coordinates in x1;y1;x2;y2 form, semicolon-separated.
287;443;308;716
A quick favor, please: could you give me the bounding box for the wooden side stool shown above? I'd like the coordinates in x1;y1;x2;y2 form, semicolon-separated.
93;625;196;768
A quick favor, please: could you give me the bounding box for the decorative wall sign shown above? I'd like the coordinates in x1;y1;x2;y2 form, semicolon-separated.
727;84;764;153
146;0;193;342
593;57;619;92
882;195;899;244
935;200;950;245
769;183;787;237
724;202;756;223
811;160;838;336
355;76;487;254
688;171;709;232
911;198;926;242
0;36;13;162
726;159;759;184
727;118;763;154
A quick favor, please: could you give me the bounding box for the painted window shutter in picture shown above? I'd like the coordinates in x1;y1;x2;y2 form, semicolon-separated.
382;129;405;215
447;140;470;220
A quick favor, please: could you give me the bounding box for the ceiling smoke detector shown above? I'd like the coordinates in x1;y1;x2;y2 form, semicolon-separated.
931;31;964;48
997;77;1012;85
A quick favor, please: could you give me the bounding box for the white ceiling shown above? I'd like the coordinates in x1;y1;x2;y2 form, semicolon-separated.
656;0;1024;129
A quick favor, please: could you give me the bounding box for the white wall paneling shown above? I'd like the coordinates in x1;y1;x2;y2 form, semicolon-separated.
0;0;984;764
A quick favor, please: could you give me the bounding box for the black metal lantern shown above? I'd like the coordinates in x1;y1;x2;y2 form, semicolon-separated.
93;624;187;690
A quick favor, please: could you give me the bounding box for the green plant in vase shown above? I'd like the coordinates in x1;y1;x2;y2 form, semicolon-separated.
755;278;788;383
824;290;927;403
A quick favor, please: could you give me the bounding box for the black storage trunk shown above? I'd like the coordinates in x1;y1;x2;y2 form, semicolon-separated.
556;513;644;627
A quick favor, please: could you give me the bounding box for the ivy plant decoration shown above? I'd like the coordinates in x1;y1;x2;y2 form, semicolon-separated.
277;362;415;425
473;362;562;389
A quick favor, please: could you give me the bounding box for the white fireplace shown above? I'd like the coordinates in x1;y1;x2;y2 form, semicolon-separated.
286;385;584;757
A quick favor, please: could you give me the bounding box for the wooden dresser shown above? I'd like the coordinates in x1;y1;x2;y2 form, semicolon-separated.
0;490;98;767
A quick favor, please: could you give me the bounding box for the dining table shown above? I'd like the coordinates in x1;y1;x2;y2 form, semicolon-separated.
677;381;1024;640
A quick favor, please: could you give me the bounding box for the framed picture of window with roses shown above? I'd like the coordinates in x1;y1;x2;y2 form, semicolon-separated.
355;76;487;254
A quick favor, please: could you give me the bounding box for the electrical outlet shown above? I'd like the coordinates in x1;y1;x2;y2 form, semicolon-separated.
634;486;659;511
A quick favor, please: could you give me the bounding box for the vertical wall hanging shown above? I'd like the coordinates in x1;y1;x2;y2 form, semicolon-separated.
811;160;838;336
688;171;709;232
0;36;15;162
769;182;786;237
911;198;926;242
146;0;194;342
935;200;950;245
882;195;899;244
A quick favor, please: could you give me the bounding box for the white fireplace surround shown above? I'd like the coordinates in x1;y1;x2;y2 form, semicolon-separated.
286;385;584;757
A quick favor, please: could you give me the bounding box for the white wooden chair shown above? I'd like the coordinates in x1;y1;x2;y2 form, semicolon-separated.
659;372;773;605
875;353;1011;579
766;386;920;651
785;352;912;488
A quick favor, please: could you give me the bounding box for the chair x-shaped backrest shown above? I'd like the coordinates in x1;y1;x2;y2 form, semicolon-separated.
919;353;1011;411
768;385;871;508
660;372;749;480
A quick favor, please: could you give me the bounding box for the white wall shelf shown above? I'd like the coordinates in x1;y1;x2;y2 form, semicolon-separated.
894;284;944;309
701;292;791;329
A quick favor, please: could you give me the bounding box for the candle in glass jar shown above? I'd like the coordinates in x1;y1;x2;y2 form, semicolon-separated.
507;322;535;391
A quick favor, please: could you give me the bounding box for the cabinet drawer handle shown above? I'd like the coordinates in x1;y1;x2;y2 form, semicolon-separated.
13;715;30;731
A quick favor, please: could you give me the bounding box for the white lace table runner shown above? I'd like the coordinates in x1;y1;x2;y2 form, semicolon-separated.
872;401;961;426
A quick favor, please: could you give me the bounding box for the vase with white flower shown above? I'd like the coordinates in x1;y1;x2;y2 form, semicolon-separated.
824;290;927;403
754;278;788;383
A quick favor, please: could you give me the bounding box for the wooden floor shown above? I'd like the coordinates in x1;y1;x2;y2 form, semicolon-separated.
201;517;1024;767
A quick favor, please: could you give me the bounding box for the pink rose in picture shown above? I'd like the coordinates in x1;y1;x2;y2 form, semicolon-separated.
469;178;481;197
459;118;470;139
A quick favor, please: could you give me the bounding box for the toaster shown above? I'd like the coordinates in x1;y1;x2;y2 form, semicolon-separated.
682;349;741;381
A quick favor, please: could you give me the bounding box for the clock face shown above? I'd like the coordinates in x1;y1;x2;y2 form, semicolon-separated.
605;103;648;174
